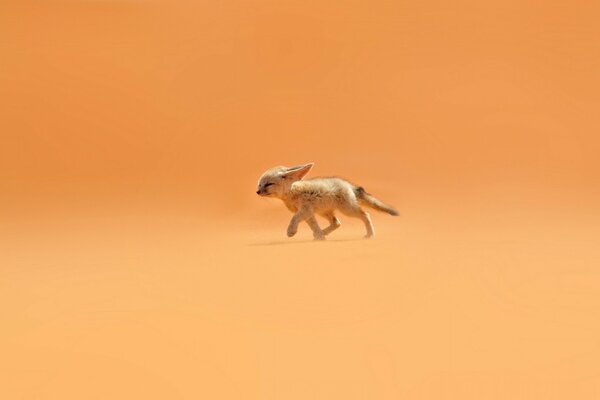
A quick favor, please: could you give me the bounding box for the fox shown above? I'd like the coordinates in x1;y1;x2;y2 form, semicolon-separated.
256;163;398;240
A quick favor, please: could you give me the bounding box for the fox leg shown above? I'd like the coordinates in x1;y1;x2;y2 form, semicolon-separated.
321;212;341;236
357;209;374;238
306;216;326;240
287;205;313;237
341;207;374;238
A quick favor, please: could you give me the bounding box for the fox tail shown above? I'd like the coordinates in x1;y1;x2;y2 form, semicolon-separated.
354;186;399;216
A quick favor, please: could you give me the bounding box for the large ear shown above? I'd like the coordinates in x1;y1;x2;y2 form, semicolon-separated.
282;162;314;180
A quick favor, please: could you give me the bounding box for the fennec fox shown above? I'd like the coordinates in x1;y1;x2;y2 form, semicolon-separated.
256;163;398;240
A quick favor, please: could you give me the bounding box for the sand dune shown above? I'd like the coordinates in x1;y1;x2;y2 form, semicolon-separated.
1;0;600;398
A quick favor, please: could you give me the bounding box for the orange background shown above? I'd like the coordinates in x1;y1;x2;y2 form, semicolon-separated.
1;1;599;399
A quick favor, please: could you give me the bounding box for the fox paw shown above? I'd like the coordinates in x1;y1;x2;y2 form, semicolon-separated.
364;234;374;239
287;229;297;237
313;234;325;241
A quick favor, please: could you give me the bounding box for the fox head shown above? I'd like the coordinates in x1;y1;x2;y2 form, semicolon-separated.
256;163;314;198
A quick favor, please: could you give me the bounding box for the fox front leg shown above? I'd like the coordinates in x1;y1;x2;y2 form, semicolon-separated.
286;211;303;237
321;212;341;236
287;218;299;237
286;205;312;238
306;216;325;240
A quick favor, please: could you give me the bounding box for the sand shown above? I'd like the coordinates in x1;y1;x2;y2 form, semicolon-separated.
2;209;600;398
1;0;600;398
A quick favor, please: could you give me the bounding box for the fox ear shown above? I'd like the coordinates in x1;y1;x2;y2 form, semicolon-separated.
282;162;314;180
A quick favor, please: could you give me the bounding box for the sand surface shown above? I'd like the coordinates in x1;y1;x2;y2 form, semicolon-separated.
3;208;600;399
2;0;600;398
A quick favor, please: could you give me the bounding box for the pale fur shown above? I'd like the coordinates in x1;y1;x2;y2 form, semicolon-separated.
256;163;398;240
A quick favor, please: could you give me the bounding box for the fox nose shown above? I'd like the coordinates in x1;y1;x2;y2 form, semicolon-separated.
256;190;261;195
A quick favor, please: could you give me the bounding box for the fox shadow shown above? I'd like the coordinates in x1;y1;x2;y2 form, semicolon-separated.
249;237;365;246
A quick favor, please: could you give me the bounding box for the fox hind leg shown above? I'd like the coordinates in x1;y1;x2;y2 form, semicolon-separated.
340;206;374;238
358;209;374;238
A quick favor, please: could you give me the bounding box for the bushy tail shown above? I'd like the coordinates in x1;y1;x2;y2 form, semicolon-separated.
354;187;399;216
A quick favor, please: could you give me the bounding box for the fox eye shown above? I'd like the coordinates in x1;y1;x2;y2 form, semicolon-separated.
264;182;274;188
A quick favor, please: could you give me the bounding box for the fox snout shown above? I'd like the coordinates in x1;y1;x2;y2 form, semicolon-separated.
256;186;270;196
256;181;278;196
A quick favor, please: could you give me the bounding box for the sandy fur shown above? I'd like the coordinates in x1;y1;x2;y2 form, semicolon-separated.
256;163;398;240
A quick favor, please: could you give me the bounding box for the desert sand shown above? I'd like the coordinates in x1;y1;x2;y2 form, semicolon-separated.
1;0;600;399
